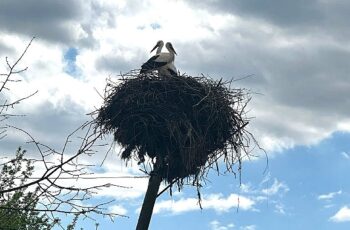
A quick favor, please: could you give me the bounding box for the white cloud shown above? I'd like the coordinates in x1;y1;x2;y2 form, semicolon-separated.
261;178;289;196
317;190;342;200
1;0;350;157
240;183;254;193
330;206;350;222
84;173;150;200
209;220;256;230
274;202;286;215
253;177;290;215
210;220;235;230
153;193;255;215
338;121;350;132
62;158;152;200
240;176;289;214
109;204;128;216
240;225;257;230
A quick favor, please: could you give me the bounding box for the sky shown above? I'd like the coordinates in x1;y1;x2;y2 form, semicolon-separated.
0;0;350;229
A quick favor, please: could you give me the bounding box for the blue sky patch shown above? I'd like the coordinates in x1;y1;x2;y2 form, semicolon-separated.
150;22;161;30
63;47;80;77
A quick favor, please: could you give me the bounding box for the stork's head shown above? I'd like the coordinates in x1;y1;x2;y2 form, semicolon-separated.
150;40;164;53
166;42;177;55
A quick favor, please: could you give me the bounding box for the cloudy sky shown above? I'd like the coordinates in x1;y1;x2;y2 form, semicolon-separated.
1;0;350;229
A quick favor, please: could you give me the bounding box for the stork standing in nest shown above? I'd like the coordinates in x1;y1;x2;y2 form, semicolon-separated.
141;41;178;77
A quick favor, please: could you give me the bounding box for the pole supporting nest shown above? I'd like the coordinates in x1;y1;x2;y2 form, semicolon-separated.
136;170;162;230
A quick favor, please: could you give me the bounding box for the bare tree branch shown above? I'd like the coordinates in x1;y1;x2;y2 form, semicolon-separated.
0;38;131;224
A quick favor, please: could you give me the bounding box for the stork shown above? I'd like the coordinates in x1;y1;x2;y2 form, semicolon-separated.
140;42;178;76
150;40;164;54
158;60;177;77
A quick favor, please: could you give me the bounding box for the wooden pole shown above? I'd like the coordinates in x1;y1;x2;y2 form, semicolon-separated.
136;172;162;230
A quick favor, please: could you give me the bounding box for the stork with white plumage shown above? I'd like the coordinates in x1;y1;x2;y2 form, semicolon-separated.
140;41;178;77
159;61;177;77
151;40;164;54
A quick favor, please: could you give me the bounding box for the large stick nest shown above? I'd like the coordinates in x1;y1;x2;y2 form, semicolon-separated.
96;71;253;184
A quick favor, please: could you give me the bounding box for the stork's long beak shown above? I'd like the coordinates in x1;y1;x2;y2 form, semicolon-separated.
150;44;158;53
169;44;177;55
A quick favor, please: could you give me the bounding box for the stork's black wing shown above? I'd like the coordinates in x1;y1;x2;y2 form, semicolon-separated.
140;55;167;73
166;67;178;76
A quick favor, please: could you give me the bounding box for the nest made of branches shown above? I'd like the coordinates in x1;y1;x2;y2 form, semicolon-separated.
96;70;253;185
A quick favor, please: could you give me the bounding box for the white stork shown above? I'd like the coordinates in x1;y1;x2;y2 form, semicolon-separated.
158;60;177;77
159;42;178;76
140;42;178;76
150;40;164;54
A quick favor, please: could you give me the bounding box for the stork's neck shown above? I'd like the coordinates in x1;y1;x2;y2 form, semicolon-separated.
165;44;176;57
169;53;175;62
156;45;163;54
